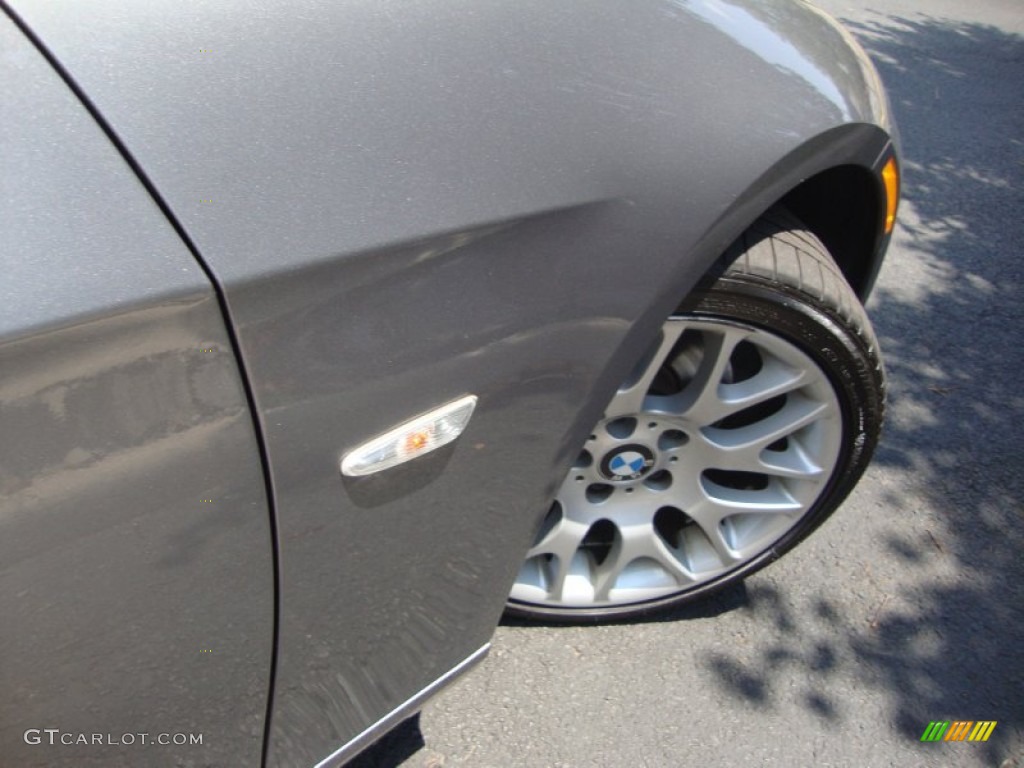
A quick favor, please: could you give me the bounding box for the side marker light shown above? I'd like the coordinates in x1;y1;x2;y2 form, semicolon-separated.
882;156;899;234
340;395;478;477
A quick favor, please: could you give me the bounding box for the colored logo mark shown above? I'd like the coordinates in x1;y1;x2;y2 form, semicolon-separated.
920;721;997;742
610;452;646;475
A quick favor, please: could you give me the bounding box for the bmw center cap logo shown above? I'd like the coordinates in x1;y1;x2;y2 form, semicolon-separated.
601;445;655;481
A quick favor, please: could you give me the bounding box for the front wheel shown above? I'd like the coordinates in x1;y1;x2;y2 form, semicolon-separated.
507;208;885;621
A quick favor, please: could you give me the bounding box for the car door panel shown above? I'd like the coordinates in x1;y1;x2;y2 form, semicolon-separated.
0;14;273;766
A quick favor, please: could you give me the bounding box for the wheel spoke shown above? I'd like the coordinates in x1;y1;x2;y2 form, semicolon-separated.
704;435;826;480
718;358;808;416
671;326;749;424
702;394;830;453
604;321;690;418
526;517;589;600
698;489;805;561
684;499;744;565
593;523;690;600
592;534;640;600
756;438;826;479
648;534;694;584
700;480;802;513
526;515;587;560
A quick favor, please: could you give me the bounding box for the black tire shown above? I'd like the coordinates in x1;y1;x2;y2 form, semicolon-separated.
506;206;885;622
697;206;886;504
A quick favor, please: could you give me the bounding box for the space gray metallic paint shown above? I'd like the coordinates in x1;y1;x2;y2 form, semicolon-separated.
4;0;896;765
0;14;273;767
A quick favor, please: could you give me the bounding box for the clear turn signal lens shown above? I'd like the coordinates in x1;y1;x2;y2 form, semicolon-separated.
340;395;478;477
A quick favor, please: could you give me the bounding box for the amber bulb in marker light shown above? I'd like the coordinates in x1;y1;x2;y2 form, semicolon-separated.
405;431;430;453
340;395;478;477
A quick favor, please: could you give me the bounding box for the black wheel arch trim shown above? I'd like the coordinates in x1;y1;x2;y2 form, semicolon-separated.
692;123;896;303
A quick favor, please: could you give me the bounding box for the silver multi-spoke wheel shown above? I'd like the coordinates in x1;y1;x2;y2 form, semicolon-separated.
508;208;885;620
510;318;842;609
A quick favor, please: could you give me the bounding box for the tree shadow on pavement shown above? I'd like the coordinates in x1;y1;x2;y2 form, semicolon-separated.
702;13;1023;766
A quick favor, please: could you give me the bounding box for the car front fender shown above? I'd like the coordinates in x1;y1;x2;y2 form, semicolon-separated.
4;1;897;765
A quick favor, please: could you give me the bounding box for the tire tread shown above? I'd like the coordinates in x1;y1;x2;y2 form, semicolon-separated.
721;206;885;402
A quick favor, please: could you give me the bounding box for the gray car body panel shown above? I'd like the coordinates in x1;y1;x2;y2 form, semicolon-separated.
0;13;273;767
3;0;895;765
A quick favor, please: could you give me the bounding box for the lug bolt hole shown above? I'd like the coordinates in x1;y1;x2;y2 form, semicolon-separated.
606;417;637;439
644;469;673;491
658;429;688;451
573;450;594;469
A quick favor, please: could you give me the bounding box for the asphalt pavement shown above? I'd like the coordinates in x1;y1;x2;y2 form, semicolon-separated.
358;1;1024;765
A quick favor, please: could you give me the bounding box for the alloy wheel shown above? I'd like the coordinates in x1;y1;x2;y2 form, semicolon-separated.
509;317;843;611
